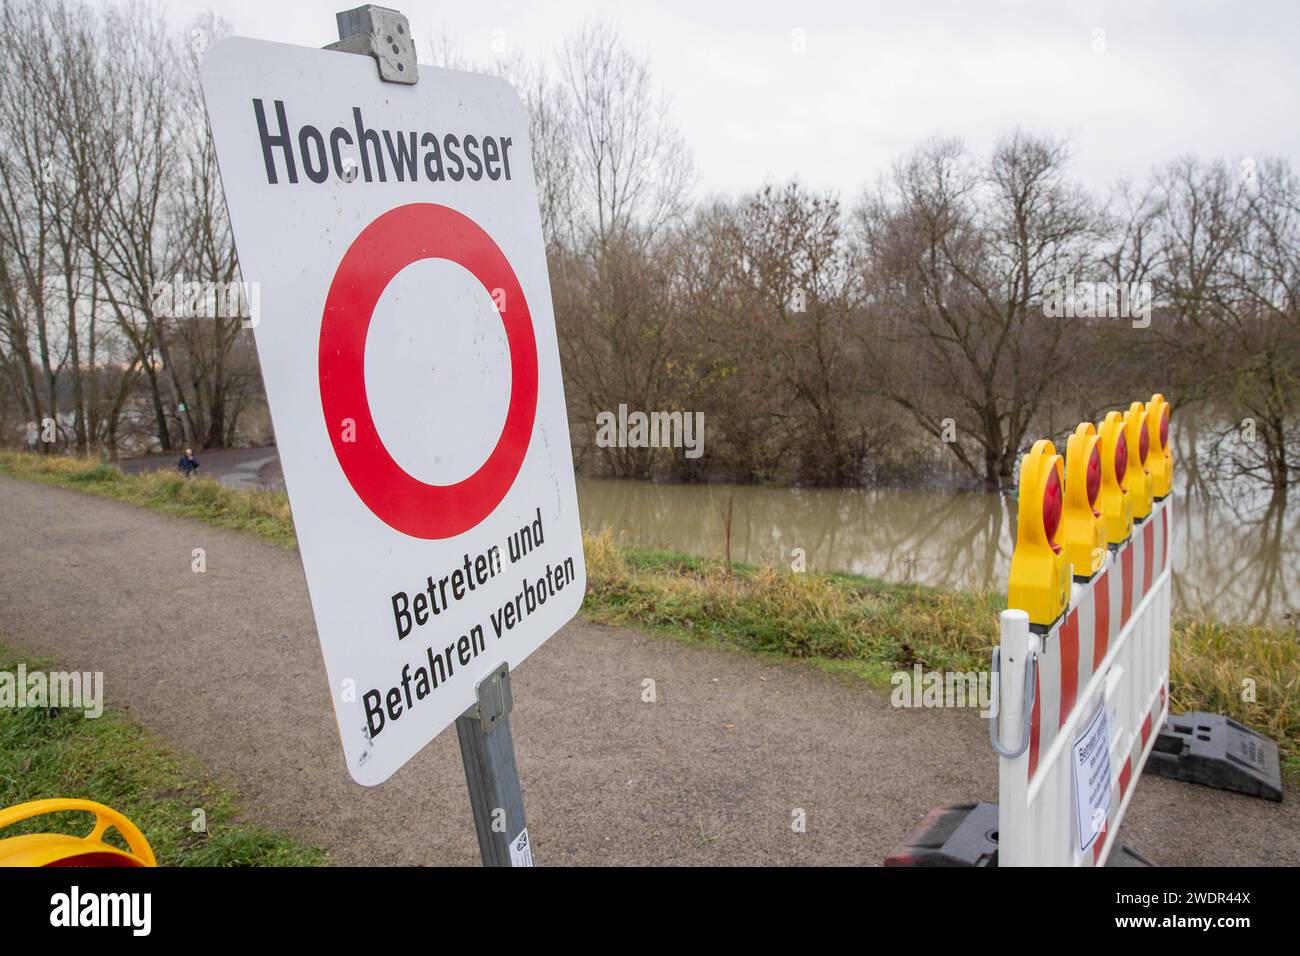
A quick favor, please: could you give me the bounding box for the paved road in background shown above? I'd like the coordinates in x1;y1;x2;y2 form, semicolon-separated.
119;446;283;491
1;475;1295;866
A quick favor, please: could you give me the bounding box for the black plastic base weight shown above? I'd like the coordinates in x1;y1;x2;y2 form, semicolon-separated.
885;802;1157;866
1145;712;1284;802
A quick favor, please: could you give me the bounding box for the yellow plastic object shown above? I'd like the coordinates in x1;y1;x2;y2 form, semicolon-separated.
1096;411;1133;546
1146;393;1173;499
0;799;157;868
1008;439;1070;627
1062;422;1106;581
1123;402;1153;520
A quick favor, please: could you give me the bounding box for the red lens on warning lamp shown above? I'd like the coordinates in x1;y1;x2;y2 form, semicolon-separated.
1086;445;1101;508
1139;425;1149;464
1114;431;1128;484
1143;393;1174;501
1043;467;1062;552
1008;439;1071;626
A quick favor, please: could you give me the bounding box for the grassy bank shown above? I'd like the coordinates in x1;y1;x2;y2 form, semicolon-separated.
0;451;296;548
582;530;1002;680
2;451;1295;777
0;642;328;866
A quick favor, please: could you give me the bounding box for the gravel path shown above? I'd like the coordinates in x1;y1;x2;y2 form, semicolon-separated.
1;475;1294;866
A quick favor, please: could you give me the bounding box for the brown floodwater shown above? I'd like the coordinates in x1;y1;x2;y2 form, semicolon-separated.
575;455;1299;627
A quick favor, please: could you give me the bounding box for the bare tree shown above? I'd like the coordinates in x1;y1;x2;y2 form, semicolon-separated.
90;2;197;451
710;182;871;484
0;0;68;451
560;20;692;249
856;132;1098;486
551;22;696;478
1151;157;1300;490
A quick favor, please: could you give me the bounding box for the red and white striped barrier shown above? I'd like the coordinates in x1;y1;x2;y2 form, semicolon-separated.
995;496;1173;866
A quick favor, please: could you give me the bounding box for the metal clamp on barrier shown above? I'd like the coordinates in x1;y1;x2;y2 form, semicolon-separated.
989;645;1038;758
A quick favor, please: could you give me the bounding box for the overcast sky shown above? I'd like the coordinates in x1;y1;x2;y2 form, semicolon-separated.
141;0;1298;200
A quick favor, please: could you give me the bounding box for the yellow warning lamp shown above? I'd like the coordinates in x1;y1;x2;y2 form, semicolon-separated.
1145;393;1173;499
1062;422;1106;581
1008;439;1070;628
0;799;157;867
1096;411;1133;546
1123;402;1153;520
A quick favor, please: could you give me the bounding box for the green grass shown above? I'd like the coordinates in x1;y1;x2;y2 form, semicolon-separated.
0;642;328;866
582;531;1004;682
2;450;1295;779
1171;617;1300;783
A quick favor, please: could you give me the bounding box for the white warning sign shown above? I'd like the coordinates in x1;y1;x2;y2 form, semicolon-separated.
201;37;585;785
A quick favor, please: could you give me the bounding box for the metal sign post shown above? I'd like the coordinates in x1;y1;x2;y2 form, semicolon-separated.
457;664;531;866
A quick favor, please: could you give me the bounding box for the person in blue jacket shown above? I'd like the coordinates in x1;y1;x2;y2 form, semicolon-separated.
178;448;200;478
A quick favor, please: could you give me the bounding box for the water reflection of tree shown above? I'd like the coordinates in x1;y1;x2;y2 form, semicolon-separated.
578;479;1014;592
1168;420;1298;623
719;486;1013;591
1174;488;1297;625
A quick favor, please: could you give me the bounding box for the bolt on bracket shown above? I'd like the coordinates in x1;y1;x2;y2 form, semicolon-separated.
325;5;418;84
465;663;513;733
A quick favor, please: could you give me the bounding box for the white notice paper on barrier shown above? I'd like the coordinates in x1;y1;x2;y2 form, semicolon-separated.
1072;704;1113;853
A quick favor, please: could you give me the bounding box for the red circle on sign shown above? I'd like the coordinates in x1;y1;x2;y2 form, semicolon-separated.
319;203;538;539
